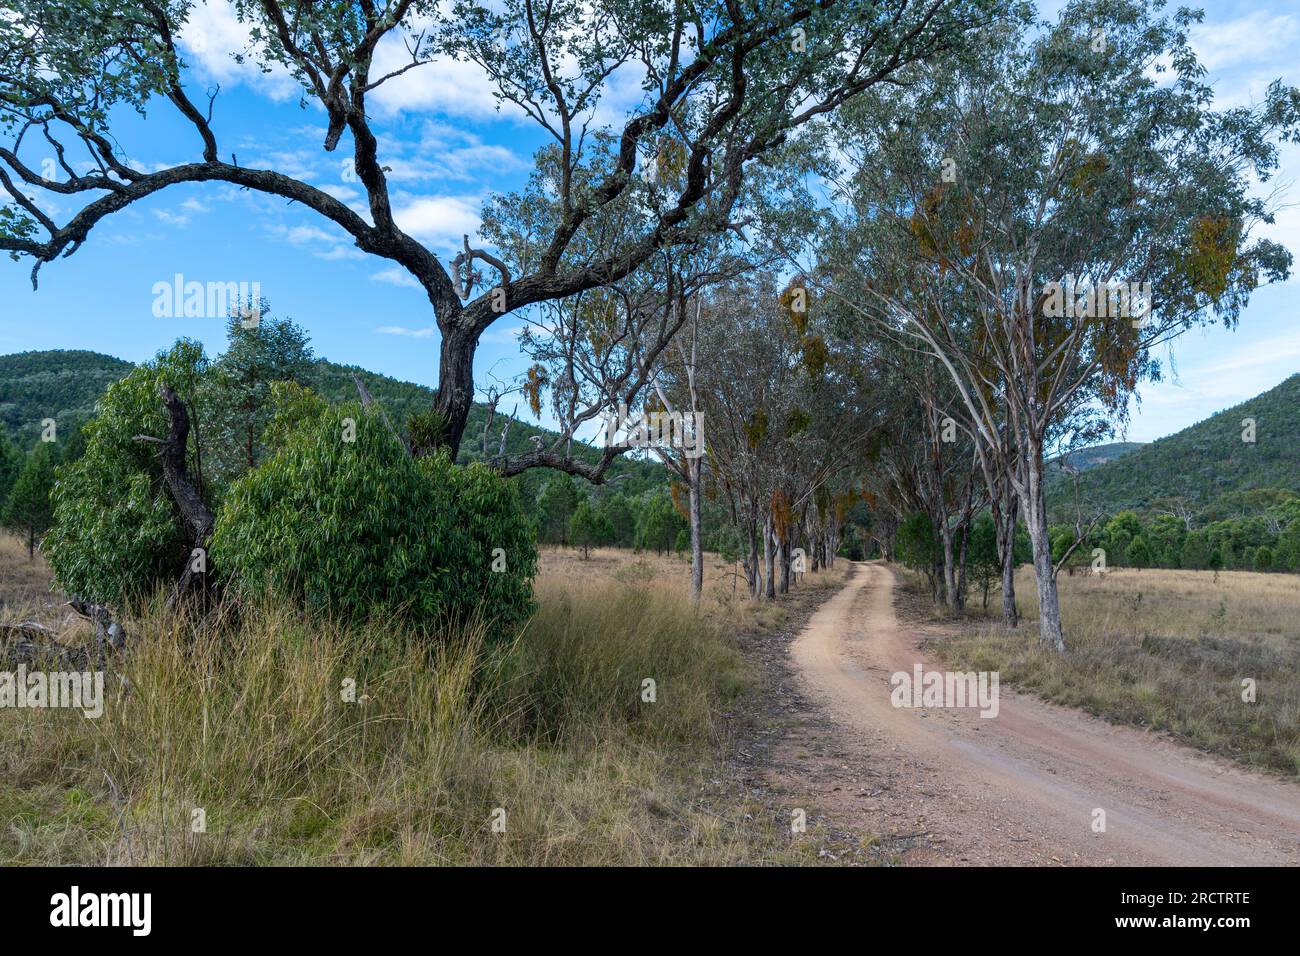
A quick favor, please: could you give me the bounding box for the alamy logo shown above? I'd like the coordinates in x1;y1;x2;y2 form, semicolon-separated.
152;273;261;324
601;402;703;459
0;666;103;718
1040;275;1152;325
50;886;151;936
890;664;999;718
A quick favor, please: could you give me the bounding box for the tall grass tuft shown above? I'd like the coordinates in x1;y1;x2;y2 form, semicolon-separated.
0;572;767;865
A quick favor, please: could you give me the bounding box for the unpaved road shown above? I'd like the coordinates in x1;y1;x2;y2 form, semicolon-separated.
788;561;1300;865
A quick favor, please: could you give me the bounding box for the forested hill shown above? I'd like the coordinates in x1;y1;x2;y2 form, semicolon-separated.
0;349;666;496
1051;442;1144;472
1048;373;1300;520
0;350;133;445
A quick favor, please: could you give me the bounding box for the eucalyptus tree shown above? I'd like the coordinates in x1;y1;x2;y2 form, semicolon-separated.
204;307;314;492
771;279;884;589
0;0;997;466
648;283;711;601
694;272;877;599
693;275;781;597
804;0;1300;648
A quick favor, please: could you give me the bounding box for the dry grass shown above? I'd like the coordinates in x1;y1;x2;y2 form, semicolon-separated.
539;545;847;635
920;564;1300;775
0;535;833;865
0;533;60;618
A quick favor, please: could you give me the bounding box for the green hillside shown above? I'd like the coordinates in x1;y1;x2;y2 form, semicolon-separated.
0;349;667;499
1048;373;1300;520
1051;441;1145;473
303;360;666;497
0;350;134;446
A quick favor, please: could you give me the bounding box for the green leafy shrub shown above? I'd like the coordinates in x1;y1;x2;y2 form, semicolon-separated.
211;404;535;633
44;342;209;607
440;457;538;627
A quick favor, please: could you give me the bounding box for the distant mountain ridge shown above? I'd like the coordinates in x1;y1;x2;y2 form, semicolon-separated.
1050;441;1145;473
0;349;666;495
1047;373;1300;520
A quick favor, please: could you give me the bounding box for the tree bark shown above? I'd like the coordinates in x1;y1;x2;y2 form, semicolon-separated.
744;517;759;597
774;535;785;595
763;515;776;600
431;321;479;456
940;514;957;608
996;486;1019;628
1019;447;1065;651
136;384;217;608
955;520;969;612
688;457;703;601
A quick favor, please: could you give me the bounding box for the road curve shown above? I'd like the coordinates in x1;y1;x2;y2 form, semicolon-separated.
789;561;1300;865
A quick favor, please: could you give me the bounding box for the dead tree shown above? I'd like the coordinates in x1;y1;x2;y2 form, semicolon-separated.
134;384;217;610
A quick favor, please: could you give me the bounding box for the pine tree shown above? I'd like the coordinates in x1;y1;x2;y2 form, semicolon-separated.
569;500;601;559
3;443;58;559
537;476;581;545
0;430;21;506
1126;535;1152;569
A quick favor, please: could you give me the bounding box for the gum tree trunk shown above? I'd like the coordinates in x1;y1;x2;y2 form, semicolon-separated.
688;456;703;601
763;515;776;600
996;488;1019;628
1019;446;1065;651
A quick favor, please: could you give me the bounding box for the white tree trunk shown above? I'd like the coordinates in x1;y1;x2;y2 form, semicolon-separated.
1019;450;1065;651
688;457;703;601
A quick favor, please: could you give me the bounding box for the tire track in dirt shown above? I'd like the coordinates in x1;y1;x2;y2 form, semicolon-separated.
788;561;1300;865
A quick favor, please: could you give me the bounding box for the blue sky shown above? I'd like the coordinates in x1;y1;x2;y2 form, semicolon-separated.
1;0;1297;443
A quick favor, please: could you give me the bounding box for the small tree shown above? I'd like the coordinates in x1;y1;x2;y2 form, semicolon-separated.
212;405;536;631
3;443;57;558
537;475;581;545
1126;535;1152;570
598;494;636;549
967;512;1001;609
1181;530;1210;570
0;430;21;505
1106;512;1145;567
1254;546;1274;573
205;309;314;491
1276;522;1300;571
638;494;685;555
568;500;602;559
896;511;942;599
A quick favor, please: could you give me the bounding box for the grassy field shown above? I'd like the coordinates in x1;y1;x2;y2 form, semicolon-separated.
916;565;1300;776
0;535;840;865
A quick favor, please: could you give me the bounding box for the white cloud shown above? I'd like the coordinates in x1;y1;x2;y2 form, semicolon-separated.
1190;12;1300;72
367;29;502;119
1192;332;1300;378
316;245;366;261
239;149;320;182
385;143;526;184
177;0;300;100
586;60;652;130
318;184;364;204
153;208;191;226
479;323;526;345
371;268;423;289
278;225;337;245
392;194;482;252
376;324;436;337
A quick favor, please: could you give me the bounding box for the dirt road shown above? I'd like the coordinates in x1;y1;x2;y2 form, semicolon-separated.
788;561;1300;865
